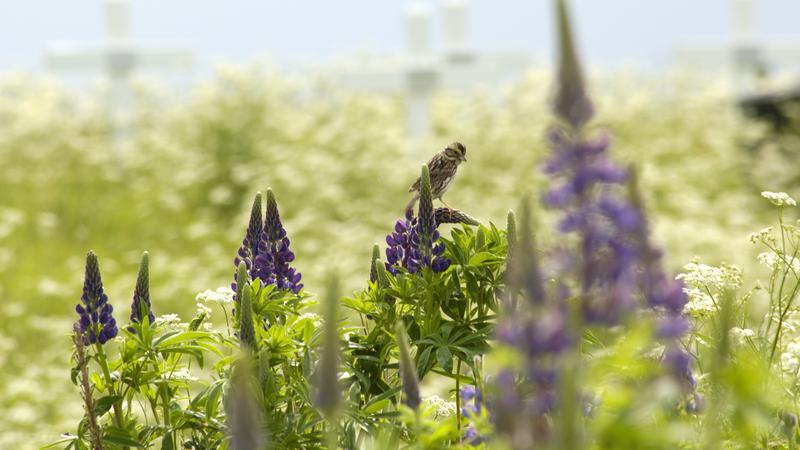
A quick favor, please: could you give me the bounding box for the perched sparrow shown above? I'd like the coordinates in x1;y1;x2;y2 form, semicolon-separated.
406;142;467;213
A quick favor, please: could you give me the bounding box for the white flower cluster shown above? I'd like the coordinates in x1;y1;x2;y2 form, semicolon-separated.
761;191;797;207
678;261;743;317
679;261;743;291
154;314;188;330
160;367;199;382
781;338;800;374
729;327;755;345
748;226;775;244
423;395;457;419
196;302;213;317
757;251;800;273
296;312;323;327
196;287;235;305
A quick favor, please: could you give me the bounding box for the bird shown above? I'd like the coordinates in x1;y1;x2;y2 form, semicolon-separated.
406;142;467;213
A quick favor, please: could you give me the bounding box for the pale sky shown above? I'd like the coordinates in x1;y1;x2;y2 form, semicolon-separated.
0;0;798;74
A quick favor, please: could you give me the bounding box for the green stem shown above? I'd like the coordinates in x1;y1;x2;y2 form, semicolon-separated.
414;408;423;450
95;344;126;444
326;419;338;450
455;360;462;437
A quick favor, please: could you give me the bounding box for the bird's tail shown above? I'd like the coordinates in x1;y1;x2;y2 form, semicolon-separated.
405;193;419;216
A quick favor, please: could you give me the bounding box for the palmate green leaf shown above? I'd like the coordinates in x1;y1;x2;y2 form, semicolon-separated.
102;426;145;447
468;251;502;266
161;431;175;450
95;394;122;416
154;330;210;347
436;347;453;374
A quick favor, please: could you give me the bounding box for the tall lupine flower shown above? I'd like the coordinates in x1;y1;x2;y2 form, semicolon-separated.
493;200;570;447
314;275;342;421
253;189;303;294
396;321;421;410
385;166;451;274
627;170;699;409
129;252;154;327
75;251;118;344
460;385;485;445
232;193;263;299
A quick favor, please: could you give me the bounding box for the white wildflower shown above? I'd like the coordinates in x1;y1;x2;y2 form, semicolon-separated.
162;368;199;382
296;312;322;327
196;287;235;305
423;395;457;419
678;261;742;291
196;302;212;317
682;288;717;316
749;226;774;244
781;339;800;373
758;251;800;273
729;327;755;345
154;314;187;330
761;191;796;207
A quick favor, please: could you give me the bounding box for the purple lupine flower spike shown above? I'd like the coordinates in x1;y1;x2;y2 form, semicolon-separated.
129;252;154;328
553;0;593;129
385;165;452;275
252;189;303;294
75;251;117;344
232;192;263;301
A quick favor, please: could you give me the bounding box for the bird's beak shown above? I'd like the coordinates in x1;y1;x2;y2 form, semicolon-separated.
461;155;467;162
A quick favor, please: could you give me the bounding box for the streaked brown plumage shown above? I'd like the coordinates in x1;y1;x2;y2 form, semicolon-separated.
406;142;467;213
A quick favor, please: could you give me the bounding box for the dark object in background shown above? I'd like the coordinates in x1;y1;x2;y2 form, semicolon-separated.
739;84;800;131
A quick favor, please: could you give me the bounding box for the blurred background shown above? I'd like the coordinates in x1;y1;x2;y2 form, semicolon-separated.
1;0;799;447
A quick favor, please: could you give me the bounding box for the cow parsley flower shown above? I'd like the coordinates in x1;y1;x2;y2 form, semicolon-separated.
423;395;457;419
757;251;800;273
749;227;775;244
678;261;743;292
196;287;235;305
781;338;800;373
761;191;797;207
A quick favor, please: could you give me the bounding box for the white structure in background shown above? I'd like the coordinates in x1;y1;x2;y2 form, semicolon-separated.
334;0;531;139
675;0;800;94
46;0;193;149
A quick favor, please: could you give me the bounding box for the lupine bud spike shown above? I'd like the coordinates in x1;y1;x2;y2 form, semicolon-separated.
130;251;152;325
396;321;421;410
506;210;517;260
235;261;248;323
315;274;342;419
375;259;392;288
370;244;381;284
239;282;256;350
475;226;486;250
553;0;593;129
519;199;546;303
419;165;434;239
226;353;267;450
